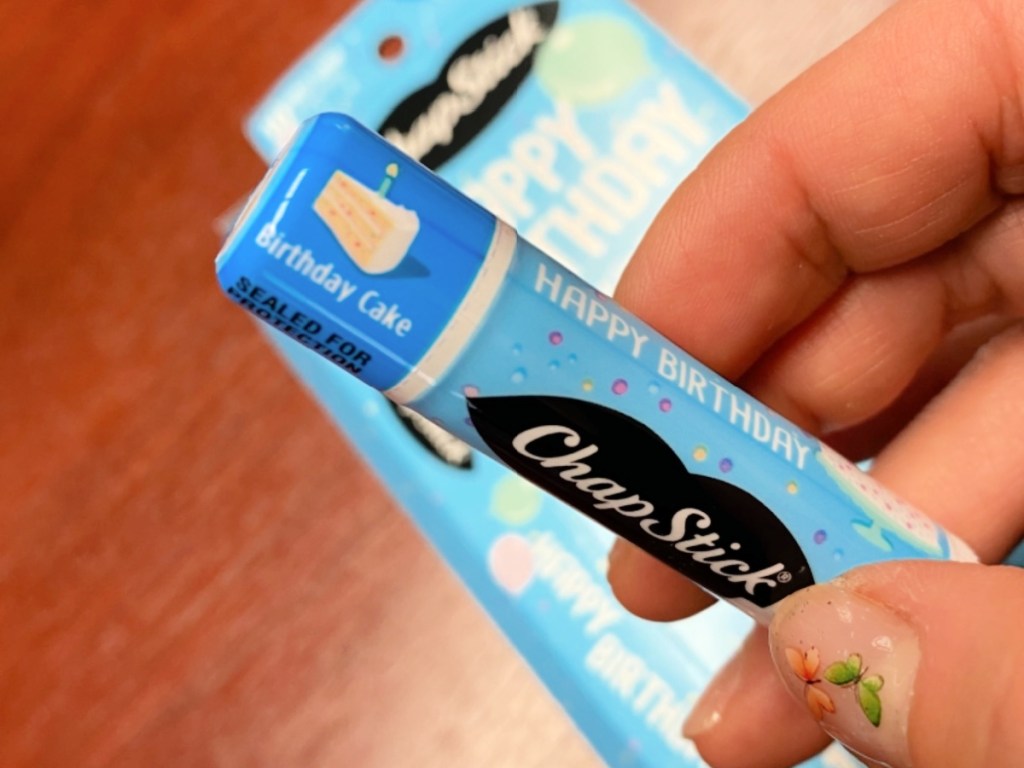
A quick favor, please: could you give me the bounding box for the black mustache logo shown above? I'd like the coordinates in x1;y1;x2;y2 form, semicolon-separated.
468;394;813;607
378;2;560;170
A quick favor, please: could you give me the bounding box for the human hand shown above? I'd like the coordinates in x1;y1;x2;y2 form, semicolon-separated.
609;0;1024;765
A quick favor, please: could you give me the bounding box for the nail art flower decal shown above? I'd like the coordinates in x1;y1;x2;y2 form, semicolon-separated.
785;646;836;719
786;647;884;727
823;653;885;727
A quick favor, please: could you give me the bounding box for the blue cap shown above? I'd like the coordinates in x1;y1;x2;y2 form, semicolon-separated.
216;114;515;398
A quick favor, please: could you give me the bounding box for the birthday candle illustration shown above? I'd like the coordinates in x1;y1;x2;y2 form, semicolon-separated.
378;162;399;197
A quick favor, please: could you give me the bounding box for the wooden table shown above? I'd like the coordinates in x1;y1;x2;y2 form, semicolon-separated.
2;2;894;766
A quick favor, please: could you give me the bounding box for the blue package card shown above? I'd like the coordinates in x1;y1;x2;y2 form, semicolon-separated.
245;2;860;766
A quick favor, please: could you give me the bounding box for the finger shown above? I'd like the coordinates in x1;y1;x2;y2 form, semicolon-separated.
741;192;1024;435
740;256;950;434
769;561;1024;768
870;323;1024;561
824;314;1016;460
606;538;714;621
683;628;832;768
616;0;1024;380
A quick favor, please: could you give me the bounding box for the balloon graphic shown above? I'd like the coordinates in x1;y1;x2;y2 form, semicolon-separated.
535;15;651;106
488;534;535;595
490;475;543;526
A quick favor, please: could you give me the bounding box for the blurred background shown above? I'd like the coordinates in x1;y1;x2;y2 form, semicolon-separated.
2;2;895;766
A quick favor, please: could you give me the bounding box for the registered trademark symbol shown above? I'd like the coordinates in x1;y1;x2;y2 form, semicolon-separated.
777;571;792;583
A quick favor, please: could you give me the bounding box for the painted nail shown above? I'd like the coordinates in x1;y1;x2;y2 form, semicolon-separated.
768;582;919;767
683;648;745;738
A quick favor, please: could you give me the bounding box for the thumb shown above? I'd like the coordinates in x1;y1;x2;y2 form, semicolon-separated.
767;561;1024;768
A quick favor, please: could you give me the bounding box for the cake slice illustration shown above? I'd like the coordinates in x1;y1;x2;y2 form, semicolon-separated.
313;163;419;274
817;445;942;556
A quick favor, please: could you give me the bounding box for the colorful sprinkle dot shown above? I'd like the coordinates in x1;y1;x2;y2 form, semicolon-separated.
549;360;560;371
648;381;660;394
719;458;733;473
511;368;526;384
462;384;479;397
511;343;523;355
612;378;628;395
693;446;708;462
833;548;845;562
787;481;799;494
658;398;672;413
813;530;827;544
582;378;594;392
548;330;563;345
568;353;578;364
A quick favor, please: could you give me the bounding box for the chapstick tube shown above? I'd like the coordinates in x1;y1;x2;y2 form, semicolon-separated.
216;114;975;622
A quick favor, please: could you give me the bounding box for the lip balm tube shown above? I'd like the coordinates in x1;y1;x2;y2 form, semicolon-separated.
215;113;975;622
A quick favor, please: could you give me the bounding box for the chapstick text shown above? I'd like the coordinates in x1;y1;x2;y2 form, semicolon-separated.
533;263;649;358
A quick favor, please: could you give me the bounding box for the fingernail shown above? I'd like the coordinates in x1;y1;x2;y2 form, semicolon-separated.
683;649;745;738
768;582;919;767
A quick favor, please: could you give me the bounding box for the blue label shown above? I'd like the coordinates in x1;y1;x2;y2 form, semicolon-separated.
217;114;498;390
414;239;969;616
